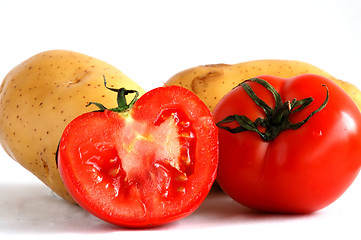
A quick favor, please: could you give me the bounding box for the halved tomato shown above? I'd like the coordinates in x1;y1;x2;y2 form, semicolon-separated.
57;83;218;227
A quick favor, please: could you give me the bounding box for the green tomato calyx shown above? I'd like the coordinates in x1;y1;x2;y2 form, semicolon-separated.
86;76;139;112
216;78;329;141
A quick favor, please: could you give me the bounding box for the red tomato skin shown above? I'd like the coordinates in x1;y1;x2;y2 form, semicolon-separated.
58;86;218;227
213;74;361;213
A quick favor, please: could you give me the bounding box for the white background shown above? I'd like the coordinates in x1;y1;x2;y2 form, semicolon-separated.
0;0;361;239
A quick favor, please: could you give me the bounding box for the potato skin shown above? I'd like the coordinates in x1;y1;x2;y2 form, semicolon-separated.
0;50;144;202
166;60;361;112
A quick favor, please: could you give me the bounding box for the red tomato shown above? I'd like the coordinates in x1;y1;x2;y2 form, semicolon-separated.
213;74;361;213
57;84;218;227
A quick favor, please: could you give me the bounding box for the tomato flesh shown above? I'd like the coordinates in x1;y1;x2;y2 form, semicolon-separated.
58;86;218;227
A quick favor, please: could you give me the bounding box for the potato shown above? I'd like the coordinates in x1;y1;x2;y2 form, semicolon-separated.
0;50;145;203
166;60;361;112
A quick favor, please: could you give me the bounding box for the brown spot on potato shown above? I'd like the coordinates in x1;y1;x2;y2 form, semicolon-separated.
41;159;49;176
191;71;223;94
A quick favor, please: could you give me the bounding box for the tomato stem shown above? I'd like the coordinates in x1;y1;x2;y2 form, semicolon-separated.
86;75;139;112
216;78;328;141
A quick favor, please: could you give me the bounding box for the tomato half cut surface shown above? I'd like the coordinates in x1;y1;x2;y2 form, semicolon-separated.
57;85;218;227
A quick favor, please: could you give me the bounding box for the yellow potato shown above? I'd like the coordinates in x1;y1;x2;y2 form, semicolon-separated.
166;60;361;112
0;50;144;203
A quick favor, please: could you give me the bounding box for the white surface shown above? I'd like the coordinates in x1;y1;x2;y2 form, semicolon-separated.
1;0;361;239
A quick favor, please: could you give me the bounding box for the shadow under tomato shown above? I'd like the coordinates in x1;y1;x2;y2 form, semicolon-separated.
181;190;317;228
0;182;317;233
0;182;119;234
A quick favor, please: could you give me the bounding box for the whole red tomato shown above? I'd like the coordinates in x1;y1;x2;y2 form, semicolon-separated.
57;80;218;227
213;74;361;213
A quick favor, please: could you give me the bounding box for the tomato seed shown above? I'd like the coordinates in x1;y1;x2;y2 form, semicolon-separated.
177;186;186;194
175;174;188;182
